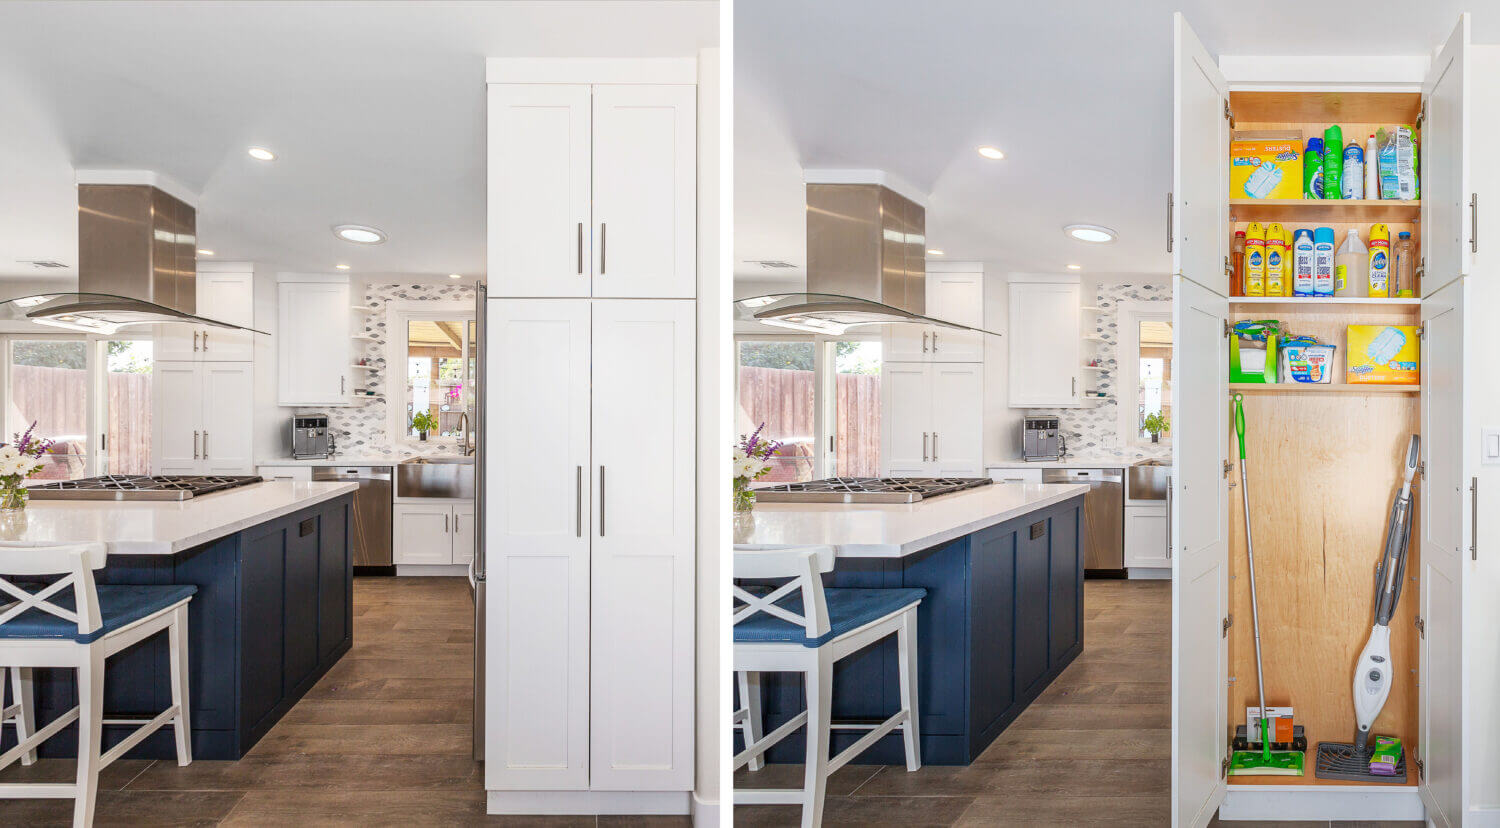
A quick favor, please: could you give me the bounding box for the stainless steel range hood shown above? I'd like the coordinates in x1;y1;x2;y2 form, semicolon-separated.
0;182;266;335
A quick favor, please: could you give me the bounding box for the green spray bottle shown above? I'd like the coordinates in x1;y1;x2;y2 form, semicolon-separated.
1323;125;1344;201
1303;137;1324;199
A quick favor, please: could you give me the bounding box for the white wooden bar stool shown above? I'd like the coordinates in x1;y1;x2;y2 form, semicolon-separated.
732;544;924;828
0;541;196;827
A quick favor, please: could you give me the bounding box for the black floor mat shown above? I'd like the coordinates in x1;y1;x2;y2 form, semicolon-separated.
1314;741;1407;783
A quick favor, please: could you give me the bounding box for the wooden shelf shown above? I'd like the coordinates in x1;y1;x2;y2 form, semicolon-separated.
1081;365;1110;371
351;306;377;313
1231;383;1418;395
351;334;378;341
1083;335;1105;342
1230;90;1422;125
349;364;378;370
1080;306;1102;312
1230;198;1420;223
1231;297;1420;312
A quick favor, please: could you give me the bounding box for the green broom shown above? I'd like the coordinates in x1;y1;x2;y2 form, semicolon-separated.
1228;393;1305;777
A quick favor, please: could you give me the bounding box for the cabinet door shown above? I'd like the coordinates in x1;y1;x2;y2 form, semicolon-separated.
1049;504;1082;665
488;84;592;298
592;85;696;299
1124;506;1171;569
198;271;255;361
200;363;254;474
154;324;199;363
316;500;350;664
152;361;201;475
393;504;453;565
1013;517;1051;695
928;272;984;362
485;298;591;790
1007;282;1080;407
451;503;474;566
1422;14;1471;297
1172;11;1230;296
277;281;350;406
929;363;983;477
881;362;931;476
590;299;694;790
883;325;931;363
240;524;286;733
283;515;320;695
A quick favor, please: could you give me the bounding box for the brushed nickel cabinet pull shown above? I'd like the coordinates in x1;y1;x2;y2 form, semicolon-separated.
922;332;928;353
600;223;607;275
922;432;929;463
576;465;583;537
577;222;584;274
445;513;450;533
932;332;939;352
202;330;208;351
203;431;209;459
1472;477;1479;561
1166;192;1174;253
193;430;200;460
1165;474;1173;559
193;331;199;352
599;466;606;536
932;432;939;462
1472;193;1480;253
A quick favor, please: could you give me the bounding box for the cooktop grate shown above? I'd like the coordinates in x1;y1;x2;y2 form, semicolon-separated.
753;476;992;504
27;475;265;501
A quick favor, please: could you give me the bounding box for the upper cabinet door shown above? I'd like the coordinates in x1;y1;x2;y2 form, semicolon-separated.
1422;14;1471;297
489;84;592;298
589;299;695;790
1172;12;1230;296
928;271;985;362
198;270;255;362
484;298;591;791
277;281;350;406
1007;282;1081;407
592;85;697;299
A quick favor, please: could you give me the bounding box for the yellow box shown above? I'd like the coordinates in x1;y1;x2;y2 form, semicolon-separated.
1347;325;1419;385
1231;140;1304;200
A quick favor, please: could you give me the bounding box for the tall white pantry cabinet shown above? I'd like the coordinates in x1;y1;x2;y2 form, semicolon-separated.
1170;12;1500;826
482;58;697;816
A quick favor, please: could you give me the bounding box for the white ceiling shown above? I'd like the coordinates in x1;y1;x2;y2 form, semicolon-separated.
0;0;716;282
734;0;1483;285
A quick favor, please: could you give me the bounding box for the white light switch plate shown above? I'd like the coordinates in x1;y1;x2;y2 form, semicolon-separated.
1484;429;1500;465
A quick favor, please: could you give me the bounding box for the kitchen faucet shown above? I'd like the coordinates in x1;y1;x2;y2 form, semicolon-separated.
456;411;475;456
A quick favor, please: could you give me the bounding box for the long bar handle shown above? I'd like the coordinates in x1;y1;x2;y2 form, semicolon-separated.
598;466;606;537
577;222;583;274
600;223;607;275
1472;193;1480;253
193;430;200;459
922;331;928;353
576;465;583;537
202;330;208;351
933;432;939;462
1166;192;1174;253
922;432;929;463
932;332;938;352
1472;477;1479;561
445;513;449;533
203;431;209;459
193;331;199;352
1165;474;1173;560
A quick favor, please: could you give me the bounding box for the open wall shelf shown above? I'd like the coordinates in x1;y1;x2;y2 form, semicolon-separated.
1230;383;1418;395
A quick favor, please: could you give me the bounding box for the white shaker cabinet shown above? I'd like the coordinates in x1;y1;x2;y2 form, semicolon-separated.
276;275;352;407
156;264;256;362
1123;505;1170;570
393;503;473;567
1007;280;1081;408
884;267;985;362
150;361;253;475
879;361;983;478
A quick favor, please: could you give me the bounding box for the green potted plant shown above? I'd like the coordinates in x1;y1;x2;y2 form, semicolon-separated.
1143;412;1170;444
410;411;438;442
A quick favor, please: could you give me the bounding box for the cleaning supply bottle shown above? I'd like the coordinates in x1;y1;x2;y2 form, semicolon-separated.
1336;229;1369;297
1314;227;1336;296
1303;137;1324;199
1323;126;1344;200
1393;231;1415;298
1265;223;1287;298
1245;223;1266;296
1366;135;1379;199
1231;230;1246;296
1292;228;1315;296
1369;223;1390;297
1342;142;1364;199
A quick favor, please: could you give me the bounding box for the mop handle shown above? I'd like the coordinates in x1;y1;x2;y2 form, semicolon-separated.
1234;394;1272;753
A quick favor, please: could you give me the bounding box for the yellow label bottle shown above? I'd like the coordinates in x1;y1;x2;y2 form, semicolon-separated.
1265;223;1287;297
1245;222;1266;296
1368;223;1390;298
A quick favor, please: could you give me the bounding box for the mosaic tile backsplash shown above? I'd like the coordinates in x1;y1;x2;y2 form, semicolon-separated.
1023;282;1173;460
301;282;476;459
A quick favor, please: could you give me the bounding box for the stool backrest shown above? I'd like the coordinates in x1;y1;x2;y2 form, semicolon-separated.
0;541;108;636
732;545;836;639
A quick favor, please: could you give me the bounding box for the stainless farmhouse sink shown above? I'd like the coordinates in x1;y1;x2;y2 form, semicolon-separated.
1126;459;1171;502
397;456;475;499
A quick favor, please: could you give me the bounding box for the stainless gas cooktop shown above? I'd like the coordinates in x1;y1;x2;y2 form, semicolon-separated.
26;475;264;501
753;476;992;504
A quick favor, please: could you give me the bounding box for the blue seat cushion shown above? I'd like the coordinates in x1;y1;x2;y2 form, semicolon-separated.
0;584;197;643
735;586;925;648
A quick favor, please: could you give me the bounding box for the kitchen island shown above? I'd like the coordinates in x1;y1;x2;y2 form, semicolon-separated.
0;480;357;761
735;482;1088;765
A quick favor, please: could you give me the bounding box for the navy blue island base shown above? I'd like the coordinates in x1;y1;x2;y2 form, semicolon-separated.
752;494;1086;766
0;493;355;761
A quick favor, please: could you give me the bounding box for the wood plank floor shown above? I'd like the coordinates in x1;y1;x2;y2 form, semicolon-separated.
0;576;691;827
732;579;1423;828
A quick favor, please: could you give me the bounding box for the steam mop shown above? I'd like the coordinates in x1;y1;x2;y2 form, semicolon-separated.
1315;434;1420;783
1227;394;1306;777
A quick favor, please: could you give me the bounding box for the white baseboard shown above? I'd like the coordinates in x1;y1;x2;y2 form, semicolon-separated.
394;564;469;577
1127;568;1172;580
691;791;720;827
1220;784;1424;821
487;790;690;816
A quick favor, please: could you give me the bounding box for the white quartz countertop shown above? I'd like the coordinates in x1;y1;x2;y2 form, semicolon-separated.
988;452;1172;470
257;456;408;467
6;481;359;555
735;482;1090;558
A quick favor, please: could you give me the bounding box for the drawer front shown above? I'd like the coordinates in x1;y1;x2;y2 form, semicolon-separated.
988;467;1044;484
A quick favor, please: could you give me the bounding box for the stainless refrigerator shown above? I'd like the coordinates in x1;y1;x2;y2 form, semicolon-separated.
470;281;487;760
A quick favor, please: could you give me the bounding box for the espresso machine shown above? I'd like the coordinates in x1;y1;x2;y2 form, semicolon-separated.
291;414;332;459
1022;416;1064;461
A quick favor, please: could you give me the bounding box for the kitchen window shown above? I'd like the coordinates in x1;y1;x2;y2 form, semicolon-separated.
1115;300;1173;446
387;304;476;447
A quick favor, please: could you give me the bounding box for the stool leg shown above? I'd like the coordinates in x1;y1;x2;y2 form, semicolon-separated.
801;651;833;828
73;647;105;828
168;604;192;765
12;666;36;765
738;670;764;772
897;607;921;771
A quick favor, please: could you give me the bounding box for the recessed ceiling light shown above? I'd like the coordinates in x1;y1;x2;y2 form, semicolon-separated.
247;147;276;161
333;224;386;244
448;273;462;279
335;264;351;270
1066;264;1082;270
927;248;945;256
1064;224;1117;243
197;249;214;256
977;146;1005;160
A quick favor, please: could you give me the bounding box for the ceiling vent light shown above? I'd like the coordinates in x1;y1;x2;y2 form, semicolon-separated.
335;264;351;270
247;147;276;161
1064;224;1117;243
1066;264;1082;270
927;248;945;256
334;224;386;244
448;273;462;279
977;146;1005;160
197;249;215;256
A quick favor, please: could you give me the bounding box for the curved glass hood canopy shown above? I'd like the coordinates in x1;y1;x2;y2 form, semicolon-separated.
0;292;270;336
734;292;1001;337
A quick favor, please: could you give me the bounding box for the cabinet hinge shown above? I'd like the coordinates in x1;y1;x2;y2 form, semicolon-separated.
1223;319;1232;338
1223;615;1233;638
1416;326;1425;340
1417;99;1427;130
1224;255;1232;276
1418;461;1426;478
1223;99;1235;127
1416;757;1425;779
1415;615;1426;639
1223;459;1233;479
1221;755;1231;779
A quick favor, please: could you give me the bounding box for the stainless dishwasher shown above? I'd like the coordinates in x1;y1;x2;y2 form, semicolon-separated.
311;466;393;570
1043;467;1124;572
